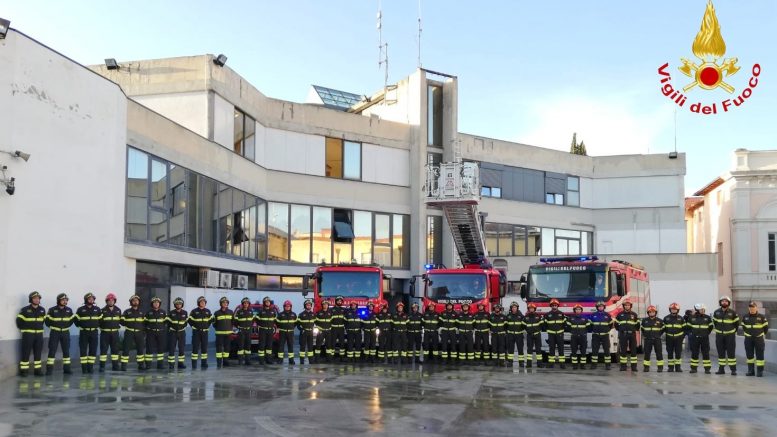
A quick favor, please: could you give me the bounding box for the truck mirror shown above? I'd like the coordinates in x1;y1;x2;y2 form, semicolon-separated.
519;273;527;283
616;273;626;296
303;274;312;290
409;277;416;287
499;283;507;298
520;283;527;300
301;290;309;297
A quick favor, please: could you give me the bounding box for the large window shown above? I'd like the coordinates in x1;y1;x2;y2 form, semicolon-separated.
481;186;502;198
126;148;149;240
427;85;443;147
567;176;580;206
769;233;776;271
325;138;361;180
485;221;593;257
427;215;443;265
353;211;372;264
290;205;311;263
268;202;289;261
234;108;255;161
312;207;332;263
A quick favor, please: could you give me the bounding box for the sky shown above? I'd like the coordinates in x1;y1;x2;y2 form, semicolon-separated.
3;0;776;194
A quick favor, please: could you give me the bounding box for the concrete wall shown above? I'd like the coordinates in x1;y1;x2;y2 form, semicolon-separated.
132;91;209;138
0;31;136;379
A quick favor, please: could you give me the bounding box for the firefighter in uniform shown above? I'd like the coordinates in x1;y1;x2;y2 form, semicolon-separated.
422;304;439;363
256;296;277;365
98;293;121;372
391;302;409;364
45;293;74;375
234;297;255;366
741;301;768;377
213;297;234;368
473;303;491;364
505;302;525;367
523;303;544;368
188;296;212;370
489;304;507;366
544;299;566;369
407;303;423;363
362;303;379;363
376;304;393;363
567;304;590;370
166;297;188;369
615;299;640;371
331;296;347;362
688;303;713;374
344;302;362;363
297;299;316;364
121;295;146;371
17;291;46;376
276;300;298;364
589;301;613;370
713;296;740;375
314;301;333;362
641;305;665;372
145;297;167;370
75;292;102;374
439;303;458;363
457;303;475;364
663;302;685;372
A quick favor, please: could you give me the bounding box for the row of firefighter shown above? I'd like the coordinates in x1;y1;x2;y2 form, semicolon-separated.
17;292;768;377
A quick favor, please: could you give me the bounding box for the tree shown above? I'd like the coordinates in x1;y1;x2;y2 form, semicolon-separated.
577;140;587;156
569;132;578;154
569;133;588;156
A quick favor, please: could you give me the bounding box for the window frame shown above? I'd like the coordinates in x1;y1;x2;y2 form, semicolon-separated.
769;233;776;272
325;137;362;181
233;107;256;161
567;176;580;207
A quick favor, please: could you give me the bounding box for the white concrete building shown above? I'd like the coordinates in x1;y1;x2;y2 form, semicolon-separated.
0;27;712;378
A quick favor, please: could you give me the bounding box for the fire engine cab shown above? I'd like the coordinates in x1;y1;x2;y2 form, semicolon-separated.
304;262;391;316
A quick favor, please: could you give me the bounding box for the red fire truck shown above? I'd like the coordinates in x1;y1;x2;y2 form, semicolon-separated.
418;262;505;313
304;262;391;316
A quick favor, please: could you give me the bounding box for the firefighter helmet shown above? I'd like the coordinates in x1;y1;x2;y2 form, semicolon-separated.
262;296;271;304
693;303;703;311
494;304;503;311
510;301;519;308
57;293;69;302
527;303;537;310
130;295;141;304
478;303;486;309
411;302;419;309
573;304;583;312
461;303;470;311
151;296;161;305
321;300;330;307
83;292;95;303
647;305;657;314
719;295;731;304
335;296;344;303
219;296;229;305
105;293;116;303
173;297;184;306
749;301;758;308
197;296;206;304
283;300;292;308
669;302;680;311
349;302;358;308
367;302;374;308
304;299;313;307
621;299;632;307
549;298;560;307
241;297;250;304
445;303;454;310
595;301;606;309
396;301;405;308
28;291;41;303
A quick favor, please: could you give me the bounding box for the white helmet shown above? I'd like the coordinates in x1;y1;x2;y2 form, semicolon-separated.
719;296;731;304
693;303;703;311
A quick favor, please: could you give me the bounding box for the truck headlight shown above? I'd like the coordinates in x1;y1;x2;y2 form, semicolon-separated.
313;327;320;336
376;328;381;337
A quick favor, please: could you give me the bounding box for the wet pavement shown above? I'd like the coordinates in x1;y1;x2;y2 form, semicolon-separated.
1;361;774;437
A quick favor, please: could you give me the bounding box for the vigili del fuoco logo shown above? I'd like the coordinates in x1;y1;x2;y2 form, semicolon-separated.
658;0;760;115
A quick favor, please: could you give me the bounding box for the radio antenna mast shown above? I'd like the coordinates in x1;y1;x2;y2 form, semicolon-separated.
377;0;389;103
417;0;423;68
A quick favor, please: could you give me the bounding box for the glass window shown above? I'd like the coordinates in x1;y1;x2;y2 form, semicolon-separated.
567;176;580;207
217;185;233;254
234;109;245;156
555;194;564;205
126;148;149;240
257;275;281;289
290;205;311;264
427;85;443;147
513;226;526;256
427;215;443;265
498;224;512;256
256;201;267;261
150;159;167;209
268;202;289;261
556;229;580;239
581;231;589;255
200;175;219;252
374;214;391;266
568;191;580;207
282;276;304;290
541;228;555;256
567;176;579;191
312;206;332;263
244;117;256;161
231;190;247;257
333;242;352;264
149;209;168;243
485;223;498;257
325;138;343;178
769;233;775;271
246;203;257;259
353;211;372;264
392;214;408;268
545;193;555;204
528;226;541;256
481;186;491;197
343;141;361;180
491;187;502;198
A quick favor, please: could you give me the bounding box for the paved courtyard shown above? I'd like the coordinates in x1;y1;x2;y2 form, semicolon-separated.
1;360;774;437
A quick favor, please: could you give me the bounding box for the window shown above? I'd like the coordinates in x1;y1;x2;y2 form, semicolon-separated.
528;226;541;256
325;138;361;180
546;193;564;205
769;233;776;271
567;176;580;206
233;108;255;161
555;229;582;256
281;276;304;290
392;214;409;268
126;148;149;240
268;202;289;261
513;226;527;256
427;85;443;147
717;242;724;276
353;210;372;264
290;205;311;263
312;207;332;263
482;186;501;198
427;215;443;265
374;214;391;266
257;275;281;290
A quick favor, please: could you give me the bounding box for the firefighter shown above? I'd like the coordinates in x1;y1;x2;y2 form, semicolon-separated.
741;301;768;377
234;297;255;366
75;292;102;374
567;304;590;370
331;296;347;362
344;302;363;363
641;305;665;372
376;304;393;363
361;303;379;363
188;296;212;370
523;303;544;368
213;297;234;368
407;303;423;363
439;303;458;363
297;299;316;364
391;302;409;364
422;304;439;363
17;291;46;376
489;304;507;366
121;295;146;371
544;299;566;369
166;297;188;370
589;301;613;370
505;302;526;368
145;296;167;370
713;296;740;375
473;303;490;364
276;300;297;364
457;303;475;364
98;293;121;372
615;299;640;371
256;296;277;365
663;302;685;372
314;301;333;363
688;303;713;374
45;293;74;375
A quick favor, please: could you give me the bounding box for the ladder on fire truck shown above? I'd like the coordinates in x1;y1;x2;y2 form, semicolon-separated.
424;154;487;266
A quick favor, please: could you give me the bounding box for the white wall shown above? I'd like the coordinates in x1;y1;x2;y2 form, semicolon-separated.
262;127;325;176
213;92;233;148
0;31;136;377
132;91;209;138
362;143;410;186
588;175;682;209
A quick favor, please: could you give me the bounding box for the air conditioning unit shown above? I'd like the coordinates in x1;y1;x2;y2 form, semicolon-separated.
234;275;249;290
220;273;233;289
199;268;220;288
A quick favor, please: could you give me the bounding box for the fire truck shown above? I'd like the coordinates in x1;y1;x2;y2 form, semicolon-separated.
413;157;506;314
519;256;651;355
304;262;390;316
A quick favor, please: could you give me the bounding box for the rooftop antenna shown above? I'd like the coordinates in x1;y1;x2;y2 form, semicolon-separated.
417;0;423;68
669;108;679;159
377;0;389;104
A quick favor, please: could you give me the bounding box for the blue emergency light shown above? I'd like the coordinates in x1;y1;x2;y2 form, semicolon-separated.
358;308;369;319
540;256;599;263
424;264;435;270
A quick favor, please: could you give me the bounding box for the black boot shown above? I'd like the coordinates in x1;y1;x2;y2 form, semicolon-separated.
289;358;296;365
201;359;208;369
64;364;73;374
572;364;579;370
526;360;532;368
216;359;223;369
120;363;127;372
730;366;737;376
657;366;663;373
590;363;597;370
99;363;105;373
547;363;555;369
643;366;650;373
559;362;565;369
138;362;146;371
620;364;627;371
299;357;305;365
19;369;28;377
668;364;674;372
689;367;698;374
112;363;120;371
34;368;44;376
757;367;764;377
245;358;251;366
45;365;53;376
605;363;611;370
191;360;197;369
178;362;186;369
157;361;165;370
746;364;755;376
715;366;725;375
507;360;514;367
518;361;525;368
675;364;682;373
169;362;175;370
704;367;711;374
82;364;88;374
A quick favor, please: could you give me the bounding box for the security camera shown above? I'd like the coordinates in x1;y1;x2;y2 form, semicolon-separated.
5;177;14;195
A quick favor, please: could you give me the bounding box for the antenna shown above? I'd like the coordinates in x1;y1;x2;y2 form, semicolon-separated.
377;0;389;102
674;108;678;153
417;0;423;68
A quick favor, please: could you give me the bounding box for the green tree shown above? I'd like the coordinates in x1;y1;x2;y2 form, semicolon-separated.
569;133;588;156
569;132;578;154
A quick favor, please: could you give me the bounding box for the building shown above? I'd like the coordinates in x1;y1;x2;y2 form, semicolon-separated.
687;148;777;329
0;27;709;378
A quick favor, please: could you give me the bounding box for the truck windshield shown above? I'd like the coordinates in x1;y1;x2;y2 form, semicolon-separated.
426;273;487;301
320;271;380;298
528;268;608;300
